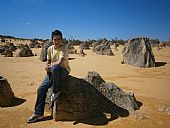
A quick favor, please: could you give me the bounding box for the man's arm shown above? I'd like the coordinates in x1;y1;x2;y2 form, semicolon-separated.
52;57;64;66
45;59;51;71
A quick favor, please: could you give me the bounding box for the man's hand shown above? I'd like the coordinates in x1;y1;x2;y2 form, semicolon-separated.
45;64;51;72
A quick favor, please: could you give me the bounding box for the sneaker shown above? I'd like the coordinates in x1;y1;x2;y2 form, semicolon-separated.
51;91;61;102
26;114;44;123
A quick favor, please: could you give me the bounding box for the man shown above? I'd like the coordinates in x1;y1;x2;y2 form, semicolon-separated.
27;30;71;123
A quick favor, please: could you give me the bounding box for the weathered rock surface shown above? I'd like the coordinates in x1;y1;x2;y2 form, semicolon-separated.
122;37;155;68
0;76;15;107
92;41;113;56
39;41;53;62
45;71;138;121
79;43;90;50
3;49;13;57
16;44;34;57
67;42;77;54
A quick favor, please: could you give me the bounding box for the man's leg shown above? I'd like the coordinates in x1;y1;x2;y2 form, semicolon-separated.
27;75;51;123
34;75;51;115
50;65;68;95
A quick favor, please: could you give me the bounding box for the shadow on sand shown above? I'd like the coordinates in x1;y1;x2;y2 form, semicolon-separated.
73;108;129;125
72;100;143;126
135;100;143;110
155;61;167;67
41;108;129;125
4;97;26;107
32;100;143;125
69;57;76;60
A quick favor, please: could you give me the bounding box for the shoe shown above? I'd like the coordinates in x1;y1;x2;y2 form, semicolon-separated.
26;114;44;123
51;91;61;102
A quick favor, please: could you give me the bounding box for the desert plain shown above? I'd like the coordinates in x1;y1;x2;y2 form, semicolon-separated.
0;44;170;128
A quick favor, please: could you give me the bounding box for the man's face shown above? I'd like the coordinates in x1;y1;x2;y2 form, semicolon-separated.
53;35;62;47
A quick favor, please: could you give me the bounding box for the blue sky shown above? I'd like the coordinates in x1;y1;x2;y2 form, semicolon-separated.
0;0;170;41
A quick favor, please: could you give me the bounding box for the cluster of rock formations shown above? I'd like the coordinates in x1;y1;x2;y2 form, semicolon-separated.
0;36;45;57
1;35;162;69
0;43;35;57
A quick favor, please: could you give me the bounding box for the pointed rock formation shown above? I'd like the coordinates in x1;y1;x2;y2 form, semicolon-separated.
122;37;155;68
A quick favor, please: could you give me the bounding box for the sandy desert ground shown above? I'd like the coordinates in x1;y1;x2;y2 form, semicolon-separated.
0;45;170;128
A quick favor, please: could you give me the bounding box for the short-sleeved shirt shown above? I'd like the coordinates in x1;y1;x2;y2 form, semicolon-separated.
47;44;71;73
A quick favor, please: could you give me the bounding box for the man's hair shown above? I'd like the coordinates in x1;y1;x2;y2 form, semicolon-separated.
51;30;63;40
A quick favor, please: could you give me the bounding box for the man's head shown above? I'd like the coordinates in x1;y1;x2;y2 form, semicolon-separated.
51;30;63;47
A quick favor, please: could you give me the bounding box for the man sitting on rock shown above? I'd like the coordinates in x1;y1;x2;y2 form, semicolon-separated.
27;29;71;123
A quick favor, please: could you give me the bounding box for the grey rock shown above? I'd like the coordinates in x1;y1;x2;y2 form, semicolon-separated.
39;40;53;62
4;49;13;57
67;42;77;54
122;37;155;68
45;71;138;121
92;41;113;56
0;76;15;107
16;46;34;57
79;43;90;50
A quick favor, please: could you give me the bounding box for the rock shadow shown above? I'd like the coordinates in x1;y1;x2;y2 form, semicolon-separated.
69;57;76;60
155;62;167;67
3;97;26;107
135;100;143;110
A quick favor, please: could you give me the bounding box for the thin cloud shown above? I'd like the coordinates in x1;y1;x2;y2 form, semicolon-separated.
20;22;31;25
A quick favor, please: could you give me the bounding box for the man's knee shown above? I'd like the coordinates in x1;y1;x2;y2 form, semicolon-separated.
37;86;48;95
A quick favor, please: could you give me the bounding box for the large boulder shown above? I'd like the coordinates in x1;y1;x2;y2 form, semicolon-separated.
0;76;15;107
39;40;53;62
122;37;155;68
45;71;138;121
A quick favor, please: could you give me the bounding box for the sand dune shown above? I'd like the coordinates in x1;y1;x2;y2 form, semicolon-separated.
0;45;170;128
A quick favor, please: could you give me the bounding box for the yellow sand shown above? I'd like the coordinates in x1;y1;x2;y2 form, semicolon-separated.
0;45;170;128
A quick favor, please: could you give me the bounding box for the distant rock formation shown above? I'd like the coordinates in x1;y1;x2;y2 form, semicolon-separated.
4;49;13;57
92;42;98;52
0;43;16;55
67;42;77;54
0;76;15;107
92;41;113;56
79;43;90;50
45;71;138;121
6;42;17;51
121;37;155;68
16;44;34;57
39;40;53;62
0;35;45;46
79;49;86;57
29;41;42;48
